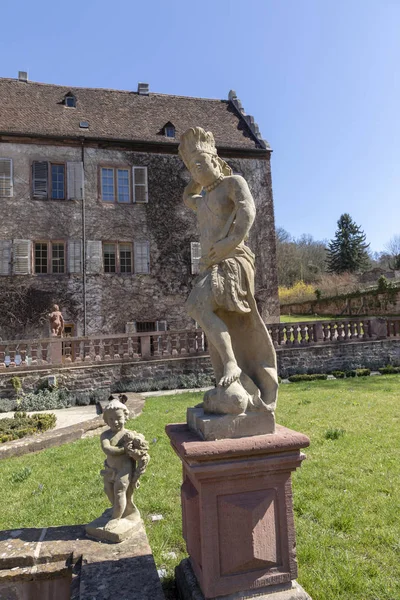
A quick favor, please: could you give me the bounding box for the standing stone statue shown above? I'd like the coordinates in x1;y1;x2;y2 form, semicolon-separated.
48;304;64;337
86;399;150;542
179;127;278;437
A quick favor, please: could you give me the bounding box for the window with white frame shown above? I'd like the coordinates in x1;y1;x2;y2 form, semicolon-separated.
0;158;13;197
100;166;148;203
34;241;65;274
102;242;133;274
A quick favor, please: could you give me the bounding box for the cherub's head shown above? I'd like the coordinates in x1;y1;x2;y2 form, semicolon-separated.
179;127;231;187
103;400;129;432
52;304;59;312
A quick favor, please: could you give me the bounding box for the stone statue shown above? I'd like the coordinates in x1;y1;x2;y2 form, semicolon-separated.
86;399;150;542
179;127;278;437
48;304;64;337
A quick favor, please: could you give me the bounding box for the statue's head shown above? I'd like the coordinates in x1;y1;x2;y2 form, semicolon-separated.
103;399;129;432
52;304;59;312
179;127;232;186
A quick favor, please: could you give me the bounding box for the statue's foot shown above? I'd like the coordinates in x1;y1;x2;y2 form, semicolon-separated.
104;518;120;532
219;362;241;387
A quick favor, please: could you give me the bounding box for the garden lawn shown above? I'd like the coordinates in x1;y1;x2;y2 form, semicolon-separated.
0;378;399;600
280;314;344;322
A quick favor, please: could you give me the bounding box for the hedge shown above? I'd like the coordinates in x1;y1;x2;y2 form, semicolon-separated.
0;412;56;443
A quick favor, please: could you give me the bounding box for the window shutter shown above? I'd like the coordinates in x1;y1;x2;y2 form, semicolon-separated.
0;240;12;275
190;242;202;274
134;241;150;273
68;240;82;273
132;167;148;203
32;161;48;198
156;320;167;331
67;162;84;200
13;240;32;274
86;241;102;274
0;159;13;197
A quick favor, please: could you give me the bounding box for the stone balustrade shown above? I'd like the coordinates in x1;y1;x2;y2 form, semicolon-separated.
0;317;399;370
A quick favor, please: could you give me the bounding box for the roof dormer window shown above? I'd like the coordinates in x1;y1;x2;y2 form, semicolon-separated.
163;122;176;138
63;93;76;108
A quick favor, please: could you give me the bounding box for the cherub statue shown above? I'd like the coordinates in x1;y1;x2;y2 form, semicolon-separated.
88;399;150;539
48;304;64;337
179;127;278;419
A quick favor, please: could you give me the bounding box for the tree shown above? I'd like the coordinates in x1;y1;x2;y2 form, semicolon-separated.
385;234;400;270
275;228;328;287
326;213;370;273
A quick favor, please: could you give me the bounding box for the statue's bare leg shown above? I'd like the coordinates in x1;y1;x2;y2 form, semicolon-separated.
187;278;241;386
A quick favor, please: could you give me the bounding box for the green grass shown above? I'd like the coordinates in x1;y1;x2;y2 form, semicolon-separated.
0;381;399;600
280;314;345;322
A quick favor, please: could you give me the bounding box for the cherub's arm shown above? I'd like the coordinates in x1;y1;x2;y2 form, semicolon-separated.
183;179;202;211
101;436;125;456
209;176;255;263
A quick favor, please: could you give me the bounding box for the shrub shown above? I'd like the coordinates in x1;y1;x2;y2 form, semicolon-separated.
0;412;56;443
111;372;215;394
10;376;22;394
279;281;316;305
0;398;17;413
345;370;357;378
331;370;345;379
288;373;328;382
18;389;73;412
356;368;371;377
325;427;345;440
378;365;400;375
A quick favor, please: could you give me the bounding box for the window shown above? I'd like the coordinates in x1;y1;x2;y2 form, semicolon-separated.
100;166;147;203
190;242;202;274
34;242;65;274
103;243;117;273
0;158;13;197
102;242;133;274
162;122;176;138
64;93;76;108
32;161;66;200
101;167;131;203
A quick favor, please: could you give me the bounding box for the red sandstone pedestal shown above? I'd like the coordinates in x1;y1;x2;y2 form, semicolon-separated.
166;423;312;600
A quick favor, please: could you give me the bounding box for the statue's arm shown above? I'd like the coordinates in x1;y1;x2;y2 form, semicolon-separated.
101;436;125;456
183;179;202;211
209;176;255;263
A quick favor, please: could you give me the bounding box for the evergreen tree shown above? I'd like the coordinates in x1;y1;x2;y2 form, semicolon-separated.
326;214;370;273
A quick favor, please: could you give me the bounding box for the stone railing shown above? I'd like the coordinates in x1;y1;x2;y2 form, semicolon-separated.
0;317;399;370
0;329;207;369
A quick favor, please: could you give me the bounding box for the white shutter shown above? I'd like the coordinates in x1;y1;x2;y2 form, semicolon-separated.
190;241;202;274
68;240;82;273
32;161;48;198
0;240;12;275
156;320;167;331
13;240;32;274
86;240;102;274
132;167;148;203
67;162;84;200
134;241;150;273
0;159;13;197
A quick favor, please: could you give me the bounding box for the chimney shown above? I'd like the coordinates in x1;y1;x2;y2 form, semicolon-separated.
18;71;28;82
137;82;149;95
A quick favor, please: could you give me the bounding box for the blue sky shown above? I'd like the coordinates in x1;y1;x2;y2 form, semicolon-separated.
1;0;399;252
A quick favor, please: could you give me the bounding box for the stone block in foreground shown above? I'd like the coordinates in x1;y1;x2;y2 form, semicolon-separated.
187;406;275;440
0;521;164;600
166;422;311;600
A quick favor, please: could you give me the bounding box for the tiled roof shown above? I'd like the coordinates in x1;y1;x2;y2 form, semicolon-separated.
0;78;265;150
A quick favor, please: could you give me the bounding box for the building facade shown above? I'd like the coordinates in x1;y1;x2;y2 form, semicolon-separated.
0;75;279;339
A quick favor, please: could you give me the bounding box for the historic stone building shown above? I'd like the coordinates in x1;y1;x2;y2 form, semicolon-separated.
0;73;279;339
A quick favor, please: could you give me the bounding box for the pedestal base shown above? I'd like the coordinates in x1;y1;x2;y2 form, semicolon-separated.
166;423;310;600
86;508;142;543
176;558;312;600
187;406;275;440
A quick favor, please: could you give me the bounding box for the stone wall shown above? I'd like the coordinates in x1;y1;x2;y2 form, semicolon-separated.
0;141;279;338
281;288;400;317
1;340;399;406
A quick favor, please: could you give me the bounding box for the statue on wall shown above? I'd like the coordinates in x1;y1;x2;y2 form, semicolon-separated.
179;127;278;436
86;399;150;542
48;304;64;337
